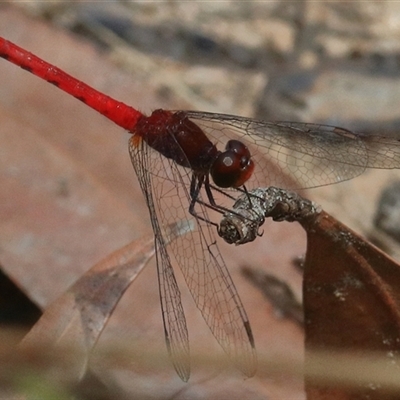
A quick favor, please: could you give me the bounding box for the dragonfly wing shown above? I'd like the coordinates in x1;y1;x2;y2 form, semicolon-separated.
176;208;257;377
274;122;400;169
185;111;400;189
129;137;190;381
143;145;257;377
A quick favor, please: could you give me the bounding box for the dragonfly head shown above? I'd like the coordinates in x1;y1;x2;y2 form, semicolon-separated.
210;140;254;188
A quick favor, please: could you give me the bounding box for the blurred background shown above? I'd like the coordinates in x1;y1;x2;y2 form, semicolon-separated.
2;2;400;399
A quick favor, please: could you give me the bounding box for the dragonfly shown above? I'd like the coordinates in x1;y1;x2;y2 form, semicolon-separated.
2;37;400;381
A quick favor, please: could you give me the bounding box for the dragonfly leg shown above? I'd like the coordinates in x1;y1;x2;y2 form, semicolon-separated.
189;175;260;227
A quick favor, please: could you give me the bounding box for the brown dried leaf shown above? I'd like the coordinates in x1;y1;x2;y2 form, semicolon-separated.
302;210;400;399
20;235;155;381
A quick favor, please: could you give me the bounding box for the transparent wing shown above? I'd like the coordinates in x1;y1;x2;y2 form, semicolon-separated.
185;111;400;189
129;136;256;379
129;137;190;381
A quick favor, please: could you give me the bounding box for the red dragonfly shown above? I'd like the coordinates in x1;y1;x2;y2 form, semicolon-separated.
2;37;400;381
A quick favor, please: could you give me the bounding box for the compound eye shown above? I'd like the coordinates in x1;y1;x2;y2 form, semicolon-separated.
210;140;254;188
226;140;251;160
